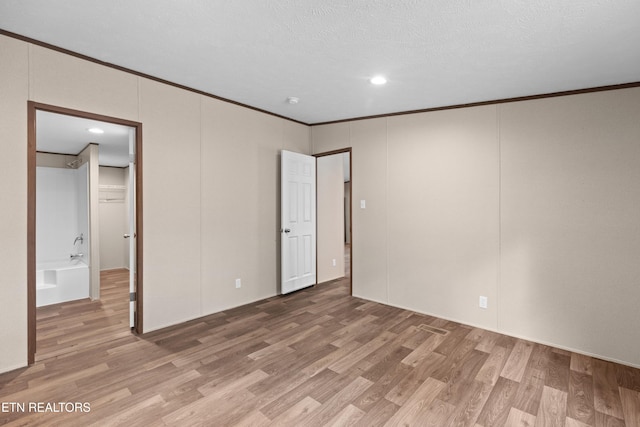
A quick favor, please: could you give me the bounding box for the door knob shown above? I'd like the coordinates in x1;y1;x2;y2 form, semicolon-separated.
123;234;130;238
282;228;291;233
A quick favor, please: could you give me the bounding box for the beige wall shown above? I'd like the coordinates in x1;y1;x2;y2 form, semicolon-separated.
498;91;640;367
3;31;638;372
313;119;390;304
0;35;29;372
312;88;640;368
317;154;345;283
0;34;311;373
199;98;307;314
99;167;127;270
387;107;500;327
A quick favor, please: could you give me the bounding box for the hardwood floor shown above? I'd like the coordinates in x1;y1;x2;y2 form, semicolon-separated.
1;270;639;426
34;269;131;362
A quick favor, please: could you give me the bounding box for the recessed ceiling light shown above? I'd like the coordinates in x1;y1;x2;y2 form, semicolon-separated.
370;75;387;85
88;127;104;134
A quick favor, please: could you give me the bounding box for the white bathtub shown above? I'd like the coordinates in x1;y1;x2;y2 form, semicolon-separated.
36;259;90;307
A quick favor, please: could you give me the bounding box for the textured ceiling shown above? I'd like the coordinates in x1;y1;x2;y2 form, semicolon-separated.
1;0;639;124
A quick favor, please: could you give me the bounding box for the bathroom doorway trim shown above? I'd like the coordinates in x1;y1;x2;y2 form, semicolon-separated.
27;101;144;364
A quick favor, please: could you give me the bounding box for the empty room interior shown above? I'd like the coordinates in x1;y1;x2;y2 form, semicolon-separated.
1;2;640;426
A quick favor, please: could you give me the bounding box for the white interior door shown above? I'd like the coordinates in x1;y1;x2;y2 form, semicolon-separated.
281;150;316;294
127;128;136;328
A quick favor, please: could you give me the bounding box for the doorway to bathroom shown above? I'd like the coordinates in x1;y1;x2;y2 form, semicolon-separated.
27;102;143;364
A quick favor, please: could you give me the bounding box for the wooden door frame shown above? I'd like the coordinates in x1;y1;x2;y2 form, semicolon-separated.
313;148;353;296
27;101;144;364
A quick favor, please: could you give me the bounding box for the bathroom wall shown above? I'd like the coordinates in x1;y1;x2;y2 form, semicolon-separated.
36;167;82;263
36;152;78;168
78;143;100;300
76;163;89;265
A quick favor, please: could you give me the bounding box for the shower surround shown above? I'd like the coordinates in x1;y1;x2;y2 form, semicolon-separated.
36;164;89;306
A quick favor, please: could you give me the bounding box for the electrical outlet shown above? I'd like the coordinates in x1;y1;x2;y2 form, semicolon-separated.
235;278;241;289
479;296;488;309
332;259;336;267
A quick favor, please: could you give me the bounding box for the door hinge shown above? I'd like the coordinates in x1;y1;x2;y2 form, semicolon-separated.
129;291;136;302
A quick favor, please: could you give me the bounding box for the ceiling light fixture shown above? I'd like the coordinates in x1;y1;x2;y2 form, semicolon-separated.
87;127;104;134
287;97;299;105
370;75;387;85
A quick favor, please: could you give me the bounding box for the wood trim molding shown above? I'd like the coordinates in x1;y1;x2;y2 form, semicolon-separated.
313;148;353;158
27;102;144;364
0;29;307;126
28;102;143;128
311;82;640;126
4;29;638;129
135;118;144;335
27;102;36;365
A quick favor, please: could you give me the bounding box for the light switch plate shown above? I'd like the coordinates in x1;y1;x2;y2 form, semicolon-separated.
479;296;488;309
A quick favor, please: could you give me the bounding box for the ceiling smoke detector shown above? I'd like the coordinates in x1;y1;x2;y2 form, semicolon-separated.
286;97;299;105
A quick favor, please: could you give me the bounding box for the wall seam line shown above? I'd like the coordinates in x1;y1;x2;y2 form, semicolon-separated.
385;117;390;304
199;95;203;317
496;104;501;332
27;43;32;99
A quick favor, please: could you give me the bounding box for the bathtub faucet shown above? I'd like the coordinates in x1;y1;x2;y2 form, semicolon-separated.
70;253;84;260
73;233;84;245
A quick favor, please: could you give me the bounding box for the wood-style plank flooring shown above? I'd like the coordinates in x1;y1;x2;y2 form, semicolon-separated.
1;268;640;426
34;269;132;362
